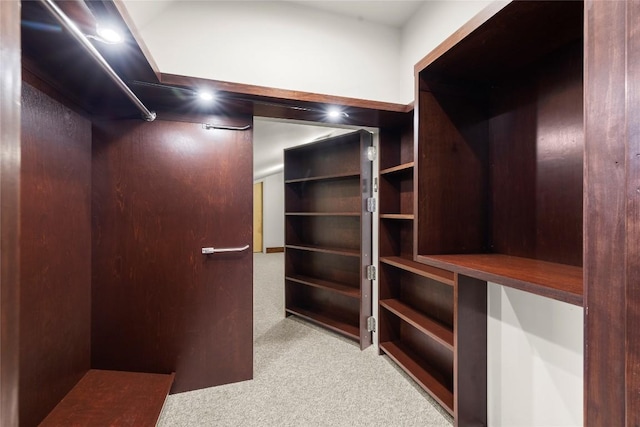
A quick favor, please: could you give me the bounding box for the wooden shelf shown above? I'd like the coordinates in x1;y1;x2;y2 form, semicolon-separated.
285;172;359;184
380;341;453;416
286;306;359;341
40;370;175;427
286;244;360;258
380;299;453;351
284;130;373;349
418;253;583;306
380;162;414;175
286;274;360;299
380;256;455;286
286;212;360;217
380;214;414;220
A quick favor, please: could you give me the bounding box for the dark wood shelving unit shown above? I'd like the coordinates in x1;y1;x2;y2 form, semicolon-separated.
378;114;462;419
286;274;361;298
284;172;360;184
285;306;360;340
378;108;488;425
284;130;373;349
380;256;455;286
285;244;360;258
414;1;584;307
380;341;454;414
380;161;414;175
380;299;453;350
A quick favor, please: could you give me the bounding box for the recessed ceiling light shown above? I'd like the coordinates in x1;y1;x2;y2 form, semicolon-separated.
198;91;215;102
327;108;348;120
96;25;123;44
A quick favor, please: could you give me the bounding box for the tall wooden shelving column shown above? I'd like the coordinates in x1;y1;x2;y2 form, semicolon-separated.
284;130;373;350
403;1;588;425
377;116;487;423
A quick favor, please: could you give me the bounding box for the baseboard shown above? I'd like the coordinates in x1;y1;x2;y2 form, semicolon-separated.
265;247;284;253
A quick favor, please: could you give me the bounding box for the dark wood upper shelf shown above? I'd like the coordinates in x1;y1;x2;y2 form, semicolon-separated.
380;256;455;286
417;254;583;306
285;172;359;184
286;274;360;298
286;244;360;258
380;299;453;351
380;162;414;175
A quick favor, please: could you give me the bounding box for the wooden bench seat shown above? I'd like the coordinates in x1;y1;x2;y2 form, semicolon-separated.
40;369;175;427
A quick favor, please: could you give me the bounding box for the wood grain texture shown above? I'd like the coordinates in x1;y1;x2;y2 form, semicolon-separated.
400;321;454;393
91;116;253;393
20;82;92;427
490;43;583;266
285;284;360;337
415;89;488;256
40;370;174;427
284;132;361;180
0;1;20;425
454;275;487;427
626;1;640;423
286;215;361;251
584;1;627;424
379;266;454;330
379;218;413;258
285;249;359;288
418;254;582;306
285;179;360;213
379;341;454;415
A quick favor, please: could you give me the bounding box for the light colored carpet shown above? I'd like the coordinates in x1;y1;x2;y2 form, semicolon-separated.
157;252;453;426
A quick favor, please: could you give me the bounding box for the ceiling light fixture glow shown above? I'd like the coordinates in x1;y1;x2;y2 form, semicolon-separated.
198;91;215;102
95;25;123;44
327;108;348;120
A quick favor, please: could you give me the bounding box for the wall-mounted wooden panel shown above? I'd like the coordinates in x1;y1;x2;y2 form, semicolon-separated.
584;0;637;424
19;82;92;427
0;1;21;425
92;116;253;393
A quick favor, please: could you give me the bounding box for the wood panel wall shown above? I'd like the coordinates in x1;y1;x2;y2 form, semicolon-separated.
0;1;21;426
19;81;92;427
584;0;640;424
91;116;254;393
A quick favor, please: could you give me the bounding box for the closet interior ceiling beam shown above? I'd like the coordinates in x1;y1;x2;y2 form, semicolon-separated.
38;0;156;121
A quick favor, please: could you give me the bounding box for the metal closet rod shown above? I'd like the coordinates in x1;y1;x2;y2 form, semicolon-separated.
40;0;157;122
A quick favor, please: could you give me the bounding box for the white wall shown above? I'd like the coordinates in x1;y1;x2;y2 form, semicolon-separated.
132;1;402;104
487;283;583;426
400;1;495;103
258;172;284;252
